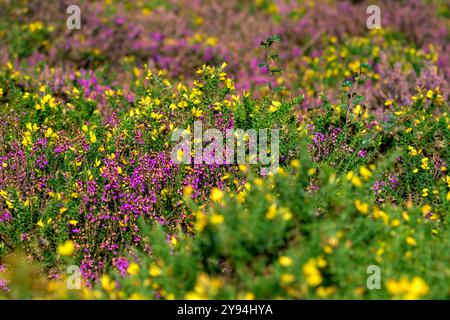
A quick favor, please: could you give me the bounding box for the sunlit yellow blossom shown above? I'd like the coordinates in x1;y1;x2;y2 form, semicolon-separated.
127;263;140;276
269;100;281;113
421;157;429;170
316;286;336;298
89;131;97;143
406;236;417;247
239;292;255;300
421;204;432;216
391;219;401;227
280;273;295;285
265;203;277;220
407;146;419;156
280;207;293;221
225;78;235;91
183;185;193;197
354;200;369;214
323;245;333;254
302;258;323;287
351;176;362;187
101;275;116;292
195;210;208;232
387;276;428;299
372;206;389;224
185;292;207;300
210;213;224;225
359;166;372;180
45;128;53;138
192;107;203;118
129;292;146;300
290;159;301;169
176;149;184;162
316;256;327;268
210;188;224;202
149;265;162;277
401;211;410;221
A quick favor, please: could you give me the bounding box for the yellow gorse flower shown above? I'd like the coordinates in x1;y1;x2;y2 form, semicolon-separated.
195;210;208;232
386;276;429;299
359;166;372;180
210;213;224;225
421;157;429;170
149;264;162;277
101;275;116;292
210;188;224;202
265;203;277;220
280;273;295;285
89;131;97;143
57;240;75;256
269;100;281;113
127;262;140;276
279;256;294;267
302;258;323;287
354;200;369;214
192;107;203;118
406;236;417;247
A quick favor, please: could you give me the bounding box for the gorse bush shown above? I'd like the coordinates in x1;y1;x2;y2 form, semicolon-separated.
4;144;449;299
98;153;449;300
0;61;303;282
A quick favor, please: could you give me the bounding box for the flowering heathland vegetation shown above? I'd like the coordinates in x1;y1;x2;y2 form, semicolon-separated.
0;0;449;299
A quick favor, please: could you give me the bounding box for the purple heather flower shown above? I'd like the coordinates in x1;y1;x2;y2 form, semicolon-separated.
358;149;367;158
0;211;13;223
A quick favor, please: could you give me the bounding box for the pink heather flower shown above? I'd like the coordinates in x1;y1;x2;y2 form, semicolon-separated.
113;257;130;277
